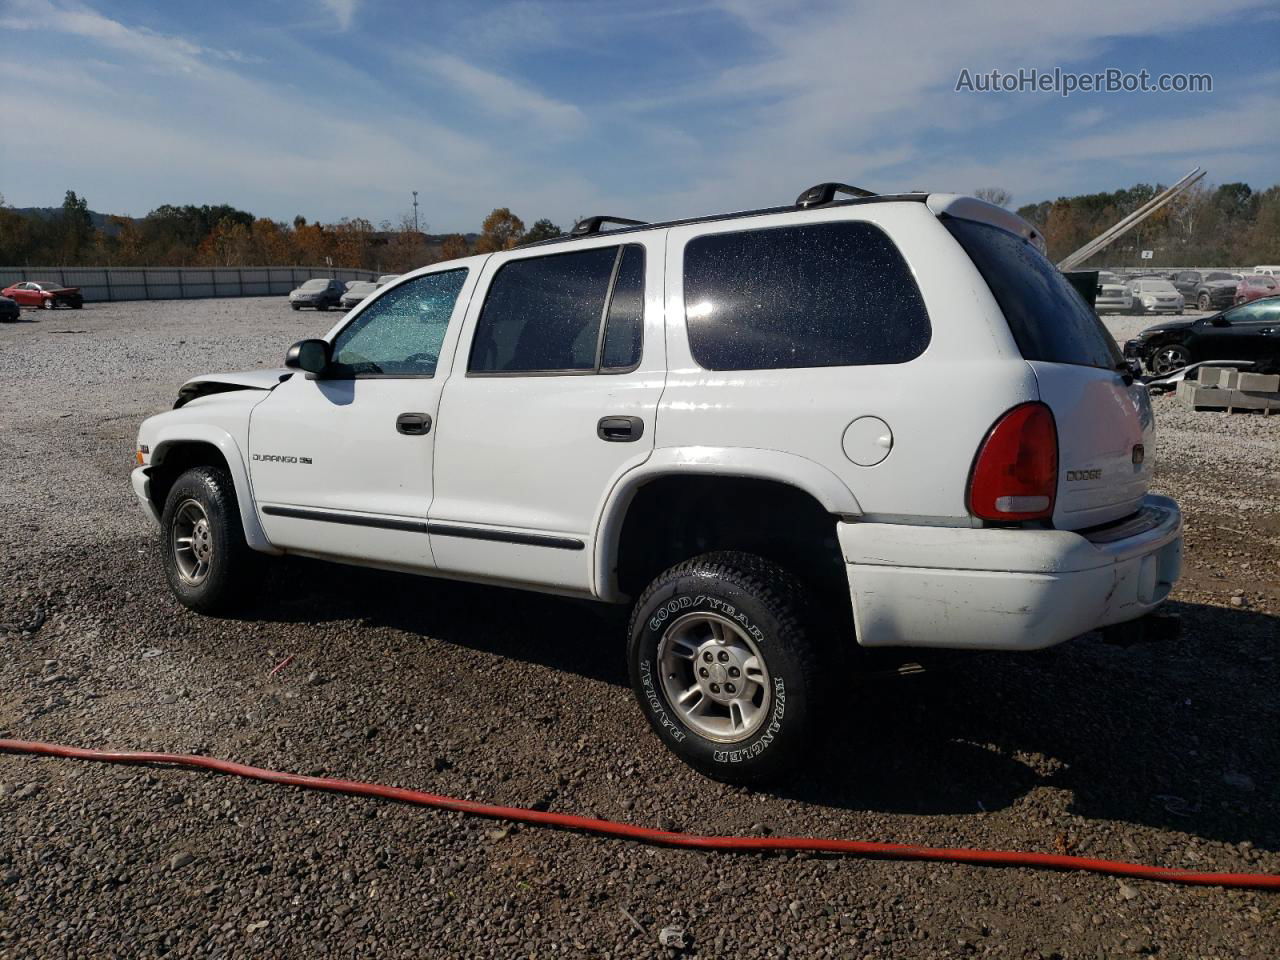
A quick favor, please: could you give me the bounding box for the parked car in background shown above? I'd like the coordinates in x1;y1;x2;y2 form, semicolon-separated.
0;295;20;321
1128;278;1184;315
1253;265;1280;278
1124;299;1280;374
339;280;379;309
1170;270;1236;311
1234;274;1280;305
1095;272;1133;313
376;274;401;286
287;278;346;311
1;280;84;309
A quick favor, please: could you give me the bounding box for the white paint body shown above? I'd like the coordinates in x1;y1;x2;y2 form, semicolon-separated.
133;196;1182;650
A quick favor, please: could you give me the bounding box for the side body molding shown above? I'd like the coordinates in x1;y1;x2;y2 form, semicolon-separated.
592;446;862;601
151;423;280;554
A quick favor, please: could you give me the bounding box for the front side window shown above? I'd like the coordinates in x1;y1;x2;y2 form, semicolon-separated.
469;244;645;374
329;268;467;377
683;221;931;371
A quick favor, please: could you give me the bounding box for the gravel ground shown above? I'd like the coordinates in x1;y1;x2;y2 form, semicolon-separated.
1;298;1278;959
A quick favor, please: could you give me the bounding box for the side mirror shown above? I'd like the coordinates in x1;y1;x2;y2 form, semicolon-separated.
1211;316;1230;327
285;338;331;375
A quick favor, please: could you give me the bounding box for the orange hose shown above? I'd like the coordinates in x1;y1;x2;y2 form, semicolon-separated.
3;738;1276;891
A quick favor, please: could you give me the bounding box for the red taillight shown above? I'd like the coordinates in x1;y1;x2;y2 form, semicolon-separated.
967;402;1058;522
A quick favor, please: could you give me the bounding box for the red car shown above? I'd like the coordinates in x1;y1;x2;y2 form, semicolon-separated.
1234;274;1280;305
1;280;84;309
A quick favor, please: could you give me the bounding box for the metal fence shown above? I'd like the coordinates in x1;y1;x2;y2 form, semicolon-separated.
0;266;381;303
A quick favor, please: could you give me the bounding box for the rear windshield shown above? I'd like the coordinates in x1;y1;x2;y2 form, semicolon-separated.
944;218;1122;370
300;279;329;291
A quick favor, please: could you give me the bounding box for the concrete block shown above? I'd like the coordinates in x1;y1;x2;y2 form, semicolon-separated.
1237;372;1280;393
1199;367;1232;387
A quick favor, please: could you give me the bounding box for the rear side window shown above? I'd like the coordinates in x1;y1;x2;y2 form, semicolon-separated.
682;221;931;371
469;244;644;375
945;218;1122;370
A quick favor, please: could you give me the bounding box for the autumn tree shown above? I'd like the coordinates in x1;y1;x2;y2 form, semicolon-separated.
974;187;1012;208
439;234;471;261
522;218;562;243
59;190;94;262
474;208;525;252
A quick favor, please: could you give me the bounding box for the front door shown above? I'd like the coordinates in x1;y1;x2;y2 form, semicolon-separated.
248;266;477;569
429;235;665;595
1195;301;1280;361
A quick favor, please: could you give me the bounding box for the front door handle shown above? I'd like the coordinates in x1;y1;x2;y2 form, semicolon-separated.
396;412;432;435
597;416;644;442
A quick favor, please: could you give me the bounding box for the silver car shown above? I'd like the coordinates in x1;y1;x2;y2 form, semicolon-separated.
1127;278;1184;315
1095;272;1133;314
339;281;379;310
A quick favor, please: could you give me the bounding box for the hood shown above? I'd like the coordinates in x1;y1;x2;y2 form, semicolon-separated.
1138;319;1197;336
1204;279;1237;289
175;369;290;408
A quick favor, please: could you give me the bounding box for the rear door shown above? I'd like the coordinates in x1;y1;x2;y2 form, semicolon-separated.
429;235;665;595
945;218;1151;530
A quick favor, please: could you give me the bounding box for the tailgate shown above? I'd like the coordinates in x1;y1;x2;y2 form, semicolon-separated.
1029;361;1153;530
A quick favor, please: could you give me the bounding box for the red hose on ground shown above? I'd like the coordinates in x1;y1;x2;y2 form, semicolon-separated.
2;738;1276;891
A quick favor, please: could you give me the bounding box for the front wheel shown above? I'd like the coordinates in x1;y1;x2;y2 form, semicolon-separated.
42;298;54;310
1150;343;1191;376
627;551;824;784
159;466;257;615
1198;293;1211;311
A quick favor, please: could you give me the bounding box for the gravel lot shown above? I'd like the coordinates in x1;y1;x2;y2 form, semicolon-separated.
1;298;1278;958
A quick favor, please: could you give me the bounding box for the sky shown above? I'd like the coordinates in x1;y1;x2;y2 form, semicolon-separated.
1;0;1278;232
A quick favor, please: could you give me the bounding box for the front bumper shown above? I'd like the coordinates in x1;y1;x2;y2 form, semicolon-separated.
838;495;1183;651
131;466;160;526
1096;296;1132;313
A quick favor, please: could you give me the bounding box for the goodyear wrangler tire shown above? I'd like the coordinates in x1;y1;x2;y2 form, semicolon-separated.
627;551;821;784
160;466;256;616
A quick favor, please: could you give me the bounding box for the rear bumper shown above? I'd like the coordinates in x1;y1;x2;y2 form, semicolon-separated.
131;466;160;526
838;495;1182;651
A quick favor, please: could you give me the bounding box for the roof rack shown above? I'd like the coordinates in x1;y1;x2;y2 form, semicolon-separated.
795;182;877;208
569;215;648;237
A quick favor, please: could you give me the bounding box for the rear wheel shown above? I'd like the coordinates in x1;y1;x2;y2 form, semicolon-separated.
1150;343;1191;375
627;551;824;784
159;466;256;615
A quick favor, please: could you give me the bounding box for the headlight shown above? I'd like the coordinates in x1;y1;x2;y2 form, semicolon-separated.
1143;296;1156;305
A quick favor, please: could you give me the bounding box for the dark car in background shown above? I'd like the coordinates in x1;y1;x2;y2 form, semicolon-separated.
1171;270;1237;311
1124;299;1280;374
1;281;84;309
287;277;346;311
1234;274;1279;305
0;296;20;321
339;280;379;310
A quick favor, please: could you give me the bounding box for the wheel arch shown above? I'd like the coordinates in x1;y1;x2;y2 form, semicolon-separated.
593;447;860;603
149;425;278;554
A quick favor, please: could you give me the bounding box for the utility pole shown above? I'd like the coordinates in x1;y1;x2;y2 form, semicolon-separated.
412;191;419;233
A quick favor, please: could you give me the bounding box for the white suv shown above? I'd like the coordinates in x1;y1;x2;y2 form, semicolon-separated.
131;184;1182;783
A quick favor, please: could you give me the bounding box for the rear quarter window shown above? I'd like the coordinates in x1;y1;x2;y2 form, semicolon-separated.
682;221;931;371
944;218;1123;370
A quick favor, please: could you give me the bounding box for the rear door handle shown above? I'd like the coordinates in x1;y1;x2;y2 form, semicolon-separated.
396;412;432;435
597;416;644;442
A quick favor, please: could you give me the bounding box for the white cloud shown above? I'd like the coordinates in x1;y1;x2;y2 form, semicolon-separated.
413;51;587;137
319;0;359;31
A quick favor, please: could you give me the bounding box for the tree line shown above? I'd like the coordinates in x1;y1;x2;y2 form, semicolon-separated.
1005;180;1280;268
0;192;563;274
5;180;1276;272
